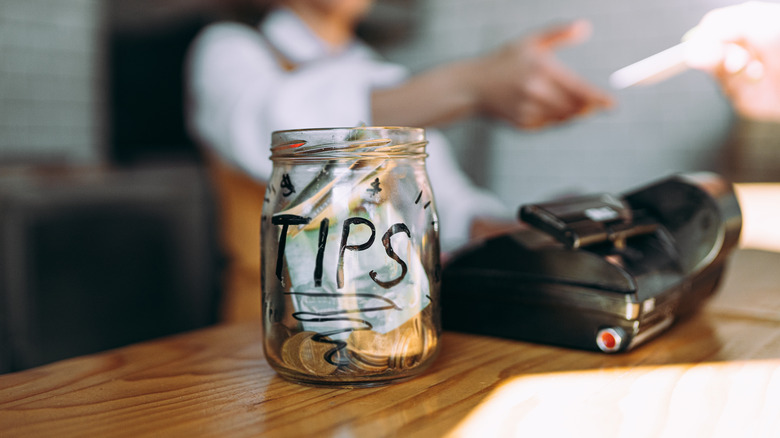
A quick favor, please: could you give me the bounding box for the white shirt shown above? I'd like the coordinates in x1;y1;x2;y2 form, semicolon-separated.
186;7;510;252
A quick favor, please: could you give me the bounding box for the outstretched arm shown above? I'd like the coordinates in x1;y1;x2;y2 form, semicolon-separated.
371;20;613;130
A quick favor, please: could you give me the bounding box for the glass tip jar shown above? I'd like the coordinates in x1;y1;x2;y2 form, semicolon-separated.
261;127;441;387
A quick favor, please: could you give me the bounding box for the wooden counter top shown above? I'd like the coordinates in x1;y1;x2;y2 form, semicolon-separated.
2;249;780;437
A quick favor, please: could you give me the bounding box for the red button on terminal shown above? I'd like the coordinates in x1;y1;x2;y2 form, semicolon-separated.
596;327;624;353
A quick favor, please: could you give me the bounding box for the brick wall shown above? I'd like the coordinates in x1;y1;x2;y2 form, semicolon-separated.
0;0;105;165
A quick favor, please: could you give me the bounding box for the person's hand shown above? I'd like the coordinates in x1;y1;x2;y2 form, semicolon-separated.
685;1;780;121
472;20;613;130
371;20;612;130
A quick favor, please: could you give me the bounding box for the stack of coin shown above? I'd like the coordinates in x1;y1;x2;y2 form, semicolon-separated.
344;329;399;372
281;331;339;376
345;310;438;373
275;309;438;378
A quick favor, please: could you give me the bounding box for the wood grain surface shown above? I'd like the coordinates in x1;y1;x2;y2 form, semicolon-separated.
1;249;779;437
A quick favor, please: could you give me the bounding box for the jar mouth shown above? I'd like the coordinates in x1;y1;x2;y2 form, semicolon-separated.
270;126;427;161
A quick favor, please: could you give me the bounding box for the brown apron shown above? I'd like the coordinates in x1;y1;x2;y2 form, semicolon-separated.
206;32;295;322
207;155;267;322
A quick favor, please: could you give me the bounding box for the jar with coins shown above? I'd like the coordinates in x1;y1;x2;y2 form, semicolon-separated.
261;127;441;386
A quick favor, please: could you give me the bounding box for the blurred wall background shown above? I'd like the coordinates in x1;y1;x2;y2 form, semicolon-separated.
0;0;222;372
0;0;105;165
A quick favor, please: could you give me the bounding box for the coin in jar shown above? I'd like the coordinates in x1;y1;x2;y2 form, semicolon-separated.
281;331;314;372
347;329;392;357
346;329;420;371
388;329;424;370
346;329;393;371
299;336;339;375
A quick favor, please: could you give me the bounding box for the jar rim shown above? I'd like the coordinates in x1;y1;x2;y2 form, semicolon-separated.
270;126;427;162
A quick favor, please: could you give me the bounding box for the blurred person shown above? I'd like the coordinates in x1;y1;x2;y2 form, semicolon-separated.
685;1;780;121
186;0;612;321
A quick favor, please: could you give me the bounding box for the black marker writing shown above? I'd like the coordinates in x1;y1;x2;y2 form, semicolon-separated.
314;218;329;287
369;223;410;289
272;214;311;281
367;178;382;196
337;217;376;288
280;173;296;197
272;215;417;290
285;291;402;365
